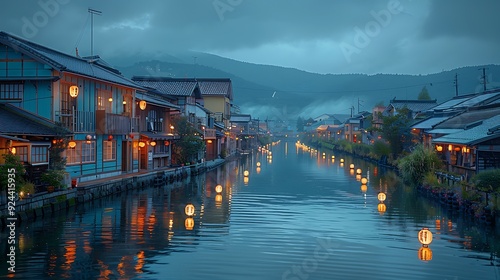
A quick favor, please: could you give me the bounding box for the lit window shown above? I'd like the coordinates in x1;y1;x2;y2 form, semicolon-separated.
15;146;28;162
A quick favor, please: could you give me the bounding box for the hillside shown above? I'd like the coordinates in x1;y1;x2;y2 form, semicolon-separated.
114;53;500;121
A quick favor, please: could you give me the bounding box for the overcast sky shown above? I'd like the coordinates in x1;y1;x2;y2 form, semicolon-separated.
1;0;499;75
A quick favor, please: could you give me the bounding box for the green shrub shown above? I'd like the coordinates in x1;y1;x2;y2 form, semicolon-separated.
397;145;443;186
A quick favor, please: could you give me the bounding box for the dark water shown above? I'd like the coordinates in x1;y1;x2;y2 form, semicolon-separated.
2;140;500;279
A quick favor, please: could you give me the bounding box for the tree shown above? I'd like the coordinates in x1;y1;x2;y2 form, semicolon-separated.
418;86;431;100
171;116;205;165
381;107;414;156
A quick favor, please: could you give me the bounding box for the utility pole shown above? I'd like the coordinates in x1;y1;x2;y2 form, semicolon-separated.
88;8;102;56
357;98;363;114
454;73;459;96
479;67;488;92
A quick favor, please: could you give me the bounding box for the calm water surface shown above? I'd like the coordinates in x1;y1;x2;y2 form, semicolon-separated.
2;140;500;279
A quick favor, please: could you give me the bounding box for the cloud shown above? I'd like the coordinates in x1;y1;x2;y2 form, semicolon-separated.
0;0;498;74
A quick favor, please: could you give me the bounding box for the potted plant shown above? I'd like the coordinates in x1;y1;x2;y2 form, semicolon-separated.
41;169;65;192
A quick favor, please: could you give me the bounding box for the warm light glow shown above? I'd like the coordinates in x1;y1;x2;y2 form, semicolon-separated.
418;228;433;246
361;177;368;185
436;145;443;152
185;203;195;216
256;167;261;174
68;141;77;148
11;147;16;154
340;158;344;163
243;170;249;177
185;217;194;230
138;142;146;148
448;144;452;152
360;184;367;193
108;97;113;102
69;85;79;97
215;194;223;203
331;155;335;159
243;176;249;185
122;100;127;105
349;164;355;169
215;184;223;194
418;247;433;261
356;168;362;175
139;100;147;110
150;141;157;147
86;135;92;141
170;125;175;130
207;139;212;144
108;135;113;141
378;203;386;214
377;192;386;202
256;162;261;167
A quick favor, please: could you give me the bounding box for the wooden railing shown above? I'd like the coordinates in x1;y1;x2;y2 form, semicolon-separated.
56;110;95;133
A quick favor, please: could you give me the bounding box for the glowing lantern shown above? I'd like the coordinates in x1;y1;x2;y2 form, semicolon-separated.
256;167;261;174
243;177;249;185
377;192;386;202
138;142;146;148
361;177;368;185
215;184;223;194
356;168;362;175
69;85;79;97
215;194;223;203
139;100;147;110
256;162;261;167
11;147;16;155
68;141;77;148
436;145;443;152
184;203;195;216
107;135;113;141
150;141;157;147
378;203;386;214
243;170;249;177
331;155;335;159
164;140;170;146
185;217;194;230
340;158;344;163
418;228;433;247
418;246;433;261
349;163;354;169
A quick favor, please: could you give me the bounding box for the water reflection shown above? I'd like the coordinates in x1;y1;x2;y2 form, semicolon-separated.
1;141;500;279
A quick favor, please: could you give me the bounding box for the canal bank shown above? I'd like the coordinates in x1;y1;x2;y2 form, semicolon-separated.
0;158;226;227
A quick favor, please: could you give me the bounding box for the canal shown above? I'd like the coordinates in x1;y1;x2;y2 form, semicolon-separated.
2;140;500;279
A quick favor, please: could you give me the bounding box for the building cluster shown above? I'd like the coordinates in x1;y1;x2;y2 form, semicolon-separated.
0;31;261;188
309;91;500;179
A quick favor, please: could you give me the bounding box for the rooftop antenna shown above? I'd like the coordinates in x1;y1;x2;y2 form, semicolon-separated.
88;8;102;56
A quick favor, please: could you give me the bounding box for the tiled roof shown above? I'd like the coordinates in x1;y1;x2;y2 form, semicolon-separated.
432;105;500;129
133;77;198;96
132;77;233;100
230;114;251;123
388;99;438;113
0;31;141;89
198;79;233;100
411;116;452;130
429;96;471;111
433;115;500;145
453;90;500;108
0;104;71;136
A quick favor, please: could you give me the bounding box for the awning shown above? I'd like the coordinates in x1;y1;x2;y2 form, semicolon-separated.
0;134;30;142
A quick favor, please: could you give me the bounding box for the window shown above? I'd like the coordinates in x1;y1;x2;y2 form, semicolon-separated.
0;82;23;100
82;141;96;163
15;146;28;162
103;140;116;161
133;141;139;160
67;143;79;165
97;89;113;112
31;145;48;164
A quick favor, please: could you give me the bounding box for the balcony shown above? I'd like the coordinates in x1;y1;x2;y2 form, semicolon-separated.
96;110;132;135
56;110;95;133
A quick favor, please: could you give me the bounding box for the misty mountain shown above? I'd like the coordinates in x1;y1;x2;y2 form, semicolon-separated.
114;53;500;121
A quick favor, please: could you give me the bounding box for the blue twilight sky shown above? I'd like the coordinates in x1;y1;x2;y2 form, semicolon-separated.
1;0;499;75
